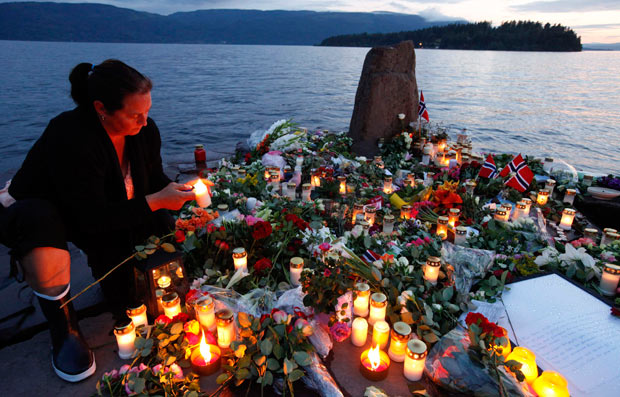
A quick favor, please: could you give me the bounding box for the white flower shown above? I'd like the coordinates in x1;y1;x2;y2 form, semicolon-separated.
535;246;559;267
355;156;367;162
365;386;389;397
398;113;405;120
351;225;363;238
558;243;597;270
398;257;409;266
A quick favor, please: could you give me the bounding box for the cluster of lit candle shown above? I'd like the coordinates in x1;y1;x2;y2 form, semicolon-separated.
351;284;429;382
504;347;570;396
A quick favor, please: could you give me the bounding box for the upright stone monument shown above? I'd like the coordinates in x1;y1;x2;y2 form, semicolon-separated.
348;41;419;156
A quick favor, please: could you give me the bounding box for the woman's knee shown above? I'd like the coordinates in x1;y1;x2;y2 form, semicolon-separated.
22;246;71;296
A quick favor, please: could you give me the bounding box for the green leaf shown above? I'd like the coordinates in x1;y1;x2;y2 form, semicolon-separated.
161;243;176;253
136;251;148;260
238;312;252;328
423;332;438;344
283;357;297;375
364;235;372;249
371;267;382;281
254;355;266;367
293;351;312;367
216;373;229;384
132;377;146;394
185;392;198;397
442;288;453;301
170;322;184;335
263;370;274;386
260;339;273;356
238;354;251;369
236;368;250;380
273;343;284;360
145;243;157;250
288;369;305;382
135;245;145;252
267;358;280;371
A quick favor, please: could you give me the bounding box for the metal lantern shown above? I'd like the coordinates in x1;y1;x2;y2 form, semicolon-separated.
133;250;189;319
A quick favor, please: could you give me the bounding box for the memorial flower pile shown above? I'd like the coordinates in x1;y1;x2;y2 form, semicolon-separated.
88;118;619;396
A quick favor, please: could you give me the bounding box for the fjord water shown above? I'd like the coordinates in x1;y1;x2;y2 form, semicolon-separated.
1;40;619;175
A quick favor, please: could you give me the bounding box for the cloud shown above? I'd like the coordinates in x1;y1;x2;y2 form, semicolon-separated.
572;23;620;29
417;6;461;21
512;0;620;13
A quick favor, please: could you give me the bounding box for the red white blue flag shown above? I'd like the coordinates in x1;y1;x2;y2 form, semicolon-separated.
500;154;534;192
418;91;429;122
478;154;498;179
361;250;381;264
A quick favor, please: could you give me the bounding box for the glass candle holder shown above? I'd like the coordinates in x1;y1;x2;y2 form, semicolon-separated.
494;209;508;222
543;157;554;173
114;319;136;359
156;288;165;314
311;174;321;188
296;155;304;167
599;264;620;296
232;247;248;272
302;183;312;201
157;271;172;289
583;228;598;242
364;206;377;226
563;189;576;205
217;204;229;213
216;309;235;349
537;189;550;206
454;226;468;246
383;177;393;194
448;208;460;228
514;201;527;220
162;292;181;319
351;317;368;347
559;208;576;230
403;179;413;188
286;182;297;200
522;198;532;215
388;322;411;362
422;144;432;165
338;176;347;195
383;214;395;234
545;179;556;196
437;139;447;152
353;283;371;317
436;216;449;240
506;347;538;384
532;371;570;397
368;292;387;326
582;175;593;186
195;295;216;332
400;205;413;220
603;228;618;234
126;303;148;330
501;203;512;217
465;180;477;195
289;257;304;287
601;231;619;246
352;203;364;224
404;339;427;381
424;256;441;285
346;183;355;195
372;320;390;349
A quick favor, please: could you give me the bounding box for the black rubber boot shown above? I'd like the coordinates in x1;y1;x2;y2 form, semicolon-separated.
38;292;96;382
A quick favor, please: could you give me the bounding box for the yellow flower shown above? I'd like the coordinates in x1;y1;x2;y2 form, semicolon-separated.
440;180;459;192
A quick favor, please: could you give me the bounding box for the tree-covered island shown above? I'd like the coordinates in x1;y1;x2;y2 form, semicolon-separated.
320;21;582;51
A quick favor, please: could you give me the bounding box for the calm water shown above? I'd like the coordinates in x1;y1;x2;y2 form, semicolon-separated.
1;41;619;175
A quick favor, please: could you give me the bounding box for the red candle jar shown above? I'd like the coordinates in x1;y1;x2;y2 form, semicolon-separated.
194;144;206;164
360;344;390;381
190;342;221;376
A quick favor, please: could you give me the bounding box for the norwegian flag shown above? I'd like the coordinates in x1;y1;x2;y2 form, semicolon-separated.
418;91;429;122
500;154;534;192
361;250;381;264
478;154;498;179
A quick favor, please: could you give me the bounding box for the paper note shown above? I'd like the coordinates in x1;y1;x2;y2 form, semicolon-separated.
498;274;620;397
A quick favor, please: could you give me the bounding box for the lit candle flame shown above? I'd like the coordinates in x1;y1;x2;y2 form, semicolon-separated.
199;330;211;363
194;179;207;194
368;344;381;370
157;275;171;288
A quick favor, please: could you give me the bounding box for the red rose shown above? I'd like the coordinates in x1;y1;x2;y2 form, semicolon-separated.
155;315;172;326
185;289;203;306
493;270;514;283
175;230;186;243
323;268;332;277
285;213;309;230
252;221;273;240
254;258;273;275
465;312;487;326
244;152;252;164
172;313;190;323
493;326;507;338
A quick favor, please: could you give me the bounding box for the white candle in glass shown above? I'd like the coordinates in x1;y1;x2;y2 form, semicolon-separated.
424;257;441;285
448;208;460;228
162;293;181;319
545;179;556;196
364;206;376;226
514;201;527;220
599;264;620;296
559;208;576;230
454;226;468;246
383;177;393;194
404;339;427;381
194;179;211;208
114;321;136;359
351;317;368;347
372;320;390;350
195;295;216;332
302;183;312;201
289;257;304;287
296;155;304;167
436;216;448;240
338;176;347;195
368;293;387;326
601;231;619;246
522;198;532;215
286;182;297;200
563;189;576;205
388;322;411;362
353;283;371;317
383;215;395;234
126;304;148;330
537;189;549;206
232;247;247;272
216;309;235;349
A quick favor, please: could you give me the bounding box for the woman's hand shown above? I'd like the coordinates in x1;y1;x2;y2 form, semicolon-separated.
146;182;195;211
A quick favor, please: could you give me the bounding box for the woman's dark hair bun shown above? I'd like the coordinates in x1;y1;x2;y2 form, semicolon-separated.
68;60;152;112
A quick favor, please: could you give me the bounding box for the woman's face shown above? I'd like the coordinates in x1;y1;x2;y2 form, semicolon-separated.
98;91;152;138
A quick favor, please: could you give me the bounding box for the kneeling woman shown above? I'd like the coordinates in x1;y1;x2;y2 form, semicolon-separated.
0;60;195;382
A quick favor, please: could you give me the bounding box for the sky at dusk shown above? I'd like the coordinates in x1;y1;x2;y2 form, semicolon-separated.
3;0;620;43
